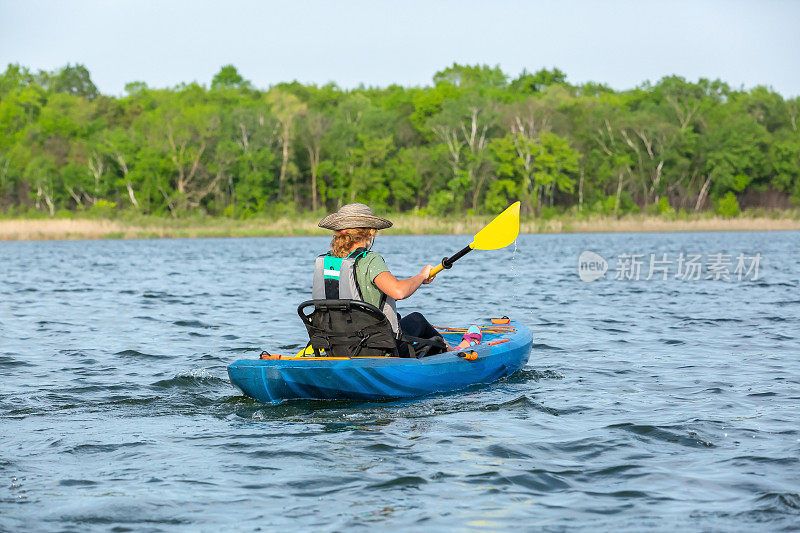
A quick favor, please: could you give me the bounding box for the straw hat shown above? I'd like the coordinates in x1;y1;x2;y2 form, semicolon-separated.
318;203;393;231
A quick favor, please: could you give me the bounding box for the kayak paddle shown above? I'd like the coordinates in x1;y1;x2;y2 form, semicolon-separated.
428;201;521;280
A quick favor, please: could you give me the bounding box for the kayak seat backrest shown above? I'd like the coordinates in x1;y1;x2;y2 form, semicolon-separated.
297;299;399;358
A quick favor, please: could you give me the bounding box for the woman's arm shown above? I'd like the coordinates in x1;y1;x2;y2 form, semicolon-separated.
374;265;432;300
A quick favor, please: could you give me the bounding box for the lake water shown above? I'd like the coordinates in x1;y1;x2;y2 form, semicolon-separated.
2;231;799;531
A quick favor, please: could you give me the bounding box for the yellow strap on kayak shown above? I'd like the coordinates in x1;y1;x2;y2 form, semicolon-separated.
436;326;516;334
295;344;321;357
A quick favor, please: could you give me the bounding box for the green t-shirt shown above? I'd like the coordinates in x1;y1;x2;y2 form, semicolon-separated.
354;252;389;308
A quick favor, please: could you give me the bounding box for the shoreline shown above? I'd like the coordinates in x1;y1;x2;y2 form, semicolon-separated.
1;214;799;241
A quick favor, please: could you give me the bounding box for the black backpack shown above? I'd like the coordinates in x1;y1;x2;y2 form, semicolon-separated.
298;299;446;358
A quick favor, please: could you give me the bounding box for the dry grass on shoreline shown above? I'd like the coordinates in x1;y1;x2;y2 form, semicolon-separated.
0;217;326;241
558;216;800;234
1;214;799;242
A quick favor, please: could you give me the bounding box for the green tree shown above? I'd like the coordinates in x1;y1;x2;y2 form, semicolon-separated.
429;95;496;211
510;68;567;94
299;109;331;211
41;64;99;99
716;191;740;217
266;89;306;199
434;63;507;89
211;65;250;90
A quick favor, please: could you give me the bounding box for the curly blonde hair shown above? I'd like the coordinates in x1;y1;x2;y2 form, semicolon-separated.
330;228;377;257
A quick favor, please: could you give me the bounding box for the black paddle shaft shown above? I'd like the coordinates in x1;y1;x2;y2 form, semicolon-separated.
441;245;473;270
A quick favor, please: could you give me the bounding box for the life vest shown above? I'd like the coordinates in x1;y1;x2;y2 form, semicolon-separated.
312;247;401;335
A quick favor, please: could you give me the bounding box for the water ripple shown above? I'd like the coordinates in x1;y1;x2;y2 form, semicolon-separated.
1;232;799;531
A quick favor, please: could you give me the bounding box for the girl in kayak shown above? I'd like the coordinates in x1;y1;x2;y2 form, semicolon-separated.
316;203;481;356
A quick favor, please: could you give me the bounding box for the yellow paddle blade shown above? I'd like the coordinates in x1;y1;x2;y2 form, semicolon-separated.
470;201;520;250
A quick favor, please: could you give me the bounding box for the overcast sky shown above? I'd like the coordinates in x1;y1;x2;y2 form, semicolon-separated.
1;0;799;96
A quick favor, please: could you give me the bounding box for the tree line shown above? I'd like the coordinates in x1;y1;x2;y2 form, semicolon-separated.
0;62;798;219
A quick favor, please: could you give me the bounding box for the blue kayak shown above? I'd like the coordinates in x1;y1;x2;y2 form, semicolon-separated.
228;319;532;403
